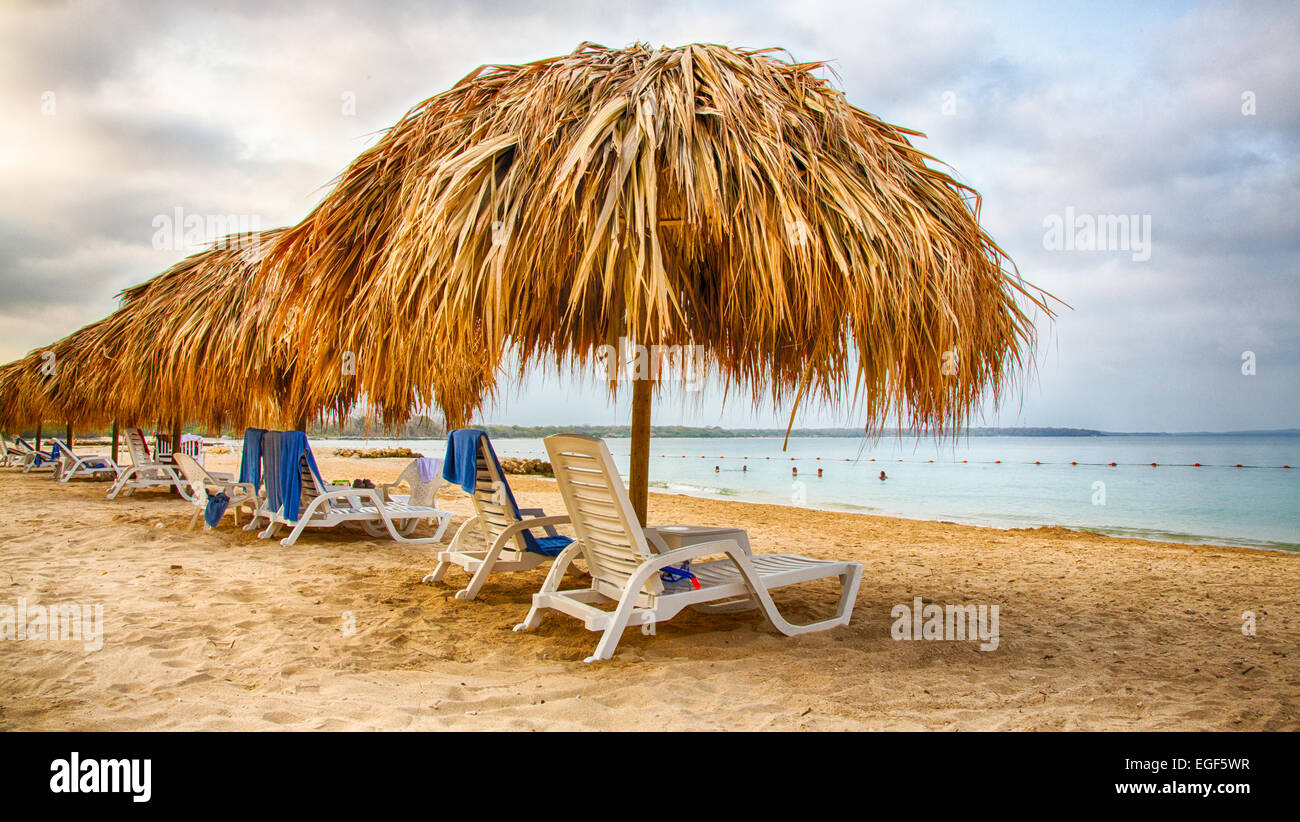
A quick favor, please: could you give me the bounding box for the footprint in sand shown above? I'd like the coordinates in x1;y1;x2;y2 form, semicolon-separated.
262;711;304;725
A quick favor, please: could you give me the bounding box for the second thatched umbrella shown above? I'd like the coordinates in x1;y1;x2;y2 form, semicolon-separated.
263;42;1053;523
0;229;298;440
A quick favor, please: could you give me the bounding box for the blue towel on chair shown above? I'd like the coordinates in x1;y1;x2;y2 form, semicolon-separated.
262;430;284;516
442;429;570;557
204;491;230;528
239;428;266;489
278;431;321;522
442;429;485;495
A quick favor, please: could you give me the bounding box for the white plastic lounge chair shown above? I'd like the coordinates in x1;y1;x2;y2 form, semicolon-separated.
107;427;205;500
2;436;37;468
513;434;863;662
423;431;572;601
379;458;449;536
49;438;119;483
11;437;57;473
174;453;258;530
250;432;453;547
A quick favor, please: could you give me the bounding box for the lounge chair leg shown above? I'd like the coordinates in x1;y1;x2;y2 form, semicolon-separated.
586;597;645;663
513;601;547;632
279;520;308;547
454;537;513;600
513;543;584;633
422;560;452;584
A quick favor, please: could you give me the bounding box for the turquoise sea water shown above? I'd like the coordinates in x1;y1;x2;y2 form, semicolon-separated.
320;435;1300;552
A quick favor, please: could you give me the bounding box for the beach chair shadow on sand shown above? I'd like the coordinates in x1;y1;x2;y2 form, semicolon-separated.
513;434;863;662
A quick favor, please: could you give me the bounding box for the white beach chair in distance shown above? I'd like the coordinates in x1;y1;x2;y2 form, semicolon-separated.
107;427;193;499
379;460;447;509
1;436;19;467
423;432;572;601
253;433;453;547
49;438;119;483
11;437;57;473
2;436;37;468
174;453;258;530
514;434;863;662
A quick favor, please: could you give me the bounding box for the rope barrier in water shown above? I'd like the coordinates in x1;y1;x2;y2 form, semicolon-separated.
493;449;1294;470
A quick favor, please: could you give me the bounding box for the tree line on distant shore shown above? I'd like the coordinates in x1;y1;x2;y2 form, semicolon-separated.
51;417;1296;442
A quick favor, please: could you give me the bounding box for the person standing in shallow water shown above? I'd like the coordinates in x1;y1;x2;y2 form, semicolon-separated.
792;466;798;477
879;470;887;481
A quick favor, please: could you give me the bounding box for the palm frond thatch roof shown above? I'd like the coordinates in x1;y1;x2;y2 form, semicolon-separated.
262;41;1053;433
0;229;293;431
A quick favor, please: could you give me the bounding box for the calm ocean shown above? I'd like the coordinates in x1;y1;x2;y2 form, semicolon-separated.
321;434;1300;552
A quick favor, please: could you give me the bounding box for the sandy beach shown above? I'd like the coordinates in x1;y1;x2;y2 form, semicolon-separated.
0;448;1295;731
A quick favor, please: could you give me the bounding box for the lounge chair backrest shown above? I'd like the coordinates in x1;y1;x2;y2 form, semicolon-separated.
472;441;530;552
180;435;202;458
299;449;331;512
173;453;212;505
125;427;153;466
544;434;662;596
393;460;442;508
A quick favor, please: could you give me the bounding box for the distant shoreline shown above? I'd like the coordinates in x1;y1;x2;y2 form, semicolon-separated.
61;426;1300;444
285;426;1300;440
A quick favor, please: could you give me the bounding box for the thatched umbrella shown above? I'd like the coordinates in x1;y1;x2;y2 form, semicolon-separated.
0;229;297;448
78;228;297;432
0;317;117;434
267;42;1055;523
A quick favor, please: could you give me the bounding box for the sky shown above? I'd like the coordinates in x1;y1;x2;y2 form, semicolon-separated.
0;0;1296;433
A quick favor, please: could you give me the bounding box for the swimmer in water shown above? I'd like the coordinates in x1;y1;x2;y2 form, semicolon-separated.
816;468;823;477
879;470;887;481
792;466;798;477
714;465;719;473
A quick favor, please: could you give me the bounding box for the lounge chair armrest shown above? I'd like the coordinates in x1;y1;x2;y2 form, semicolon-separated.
518;508;566;536
518;513;569;528
645;540;747;567
487;515;572;550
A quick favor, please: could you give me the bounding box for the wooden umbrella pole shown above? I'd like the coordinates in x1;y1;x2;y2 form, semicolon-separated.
35;423;42;452
171;419;182;463
65;421;73;448
110;420;119;464
629;375;652;527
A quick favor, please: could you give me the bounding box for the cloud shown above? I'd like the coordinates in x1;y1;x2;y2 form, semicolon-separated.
0;0;1295;430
